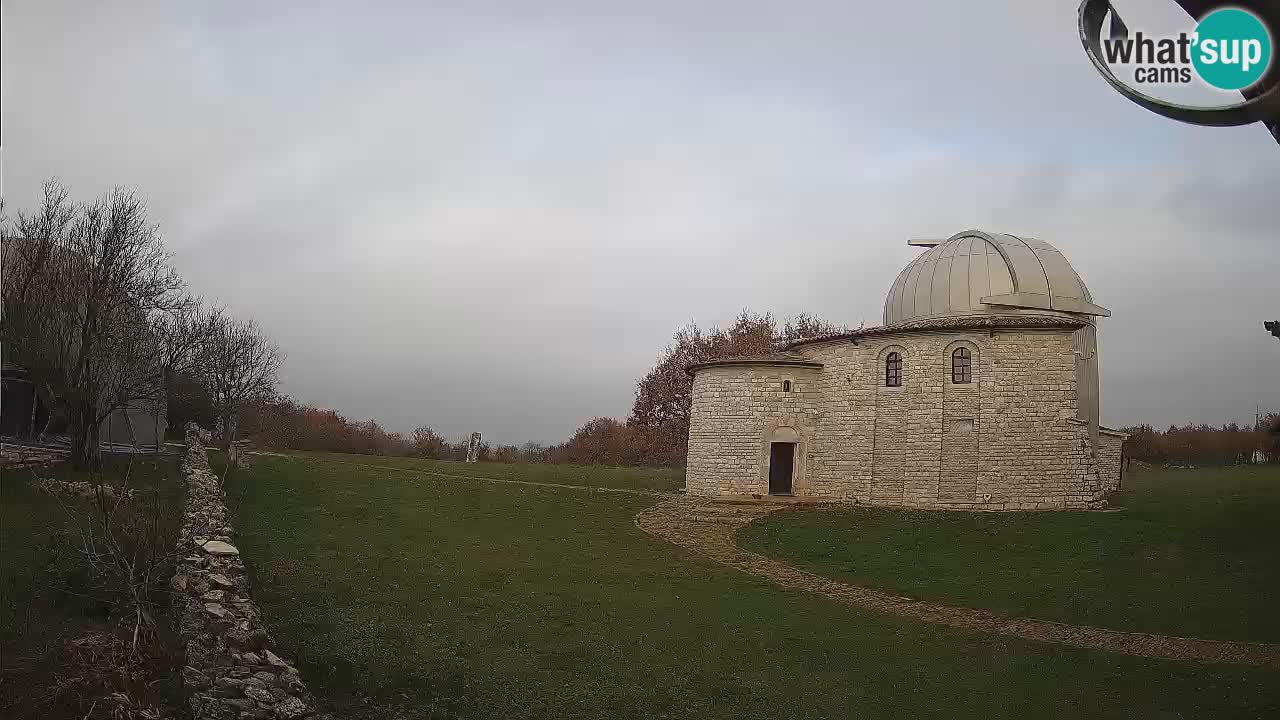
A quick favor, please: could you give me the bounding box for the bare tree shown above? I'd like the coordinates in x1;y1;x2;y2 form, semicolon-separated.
152;297;221;441
2;180;184;468
200;314;283;466
2;182;76;438
65;460;180;655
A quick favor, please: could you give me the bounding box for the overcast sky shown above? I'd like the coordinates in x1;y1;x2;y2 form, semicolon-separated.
3;0;1277;444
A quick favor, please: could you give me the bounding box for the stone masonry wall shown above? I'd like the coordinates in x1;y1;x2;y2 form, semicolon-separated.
1097;429;1127;493
174;425;324;720
686;365;821;496
687;328;1111;510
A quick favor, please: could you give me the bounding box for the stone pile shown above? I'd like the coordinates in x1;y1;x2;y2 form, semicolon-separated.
174;423;323;720
0;444;68;471
33;477;136;499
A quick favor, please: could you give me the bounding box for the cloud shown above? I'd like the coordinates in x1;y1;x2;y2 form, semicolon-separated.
4;0;1276;443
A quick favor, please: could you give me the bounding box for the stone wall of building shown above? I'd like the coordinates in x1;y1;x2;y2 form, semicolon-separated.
685;365;821;496
1097;428;1128;493
687;327;1113;510
174;424;323;720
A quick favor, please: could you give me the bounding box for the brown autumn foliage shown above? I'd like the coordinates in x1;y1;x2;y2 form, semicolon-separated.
412;425;448;458
544;417;650;466
239;396;413;456
1121;414;1280;466
238;396;549;462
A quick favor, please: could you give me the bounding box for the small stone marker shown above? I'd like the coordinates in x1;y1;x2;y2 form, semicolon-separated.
201;540;240;556
204;603;229;619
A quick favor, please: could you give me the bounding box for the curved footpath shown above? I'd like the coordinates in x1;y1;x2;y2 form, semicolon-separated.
636;497;1280;669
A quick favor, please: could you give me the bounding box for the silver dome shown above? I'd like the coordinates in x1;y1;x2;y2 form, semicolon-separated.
883;230;1109;326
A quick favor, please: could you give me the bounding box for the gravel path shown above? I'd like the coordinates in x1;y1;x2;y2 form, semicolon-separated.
636;497;1280;669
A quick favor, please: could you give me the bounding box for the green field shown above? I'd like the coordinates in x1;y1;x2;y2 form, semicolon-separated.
740;465;1280;643
225;453;1280;719
265;451;685;493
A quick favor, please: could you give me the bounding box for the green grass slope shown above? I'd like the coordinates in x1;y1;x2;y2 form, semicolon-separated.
225;455;1280;719
740;465;1280;643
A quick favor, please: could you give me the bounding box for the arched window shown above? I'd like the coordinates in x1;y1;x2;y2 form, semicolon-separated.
952;347;973;384
885;352;902;387
782;380;792;393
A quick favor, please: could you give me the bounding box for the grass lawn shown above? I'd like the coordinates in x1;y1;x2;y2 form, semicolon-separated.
0;452;185;718
271;451;685;492
740;465;1280;644
226;453;1280;719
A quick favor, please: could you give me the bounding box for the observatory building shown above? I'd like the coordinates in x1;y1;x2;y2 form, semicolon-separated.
685;230;1126;510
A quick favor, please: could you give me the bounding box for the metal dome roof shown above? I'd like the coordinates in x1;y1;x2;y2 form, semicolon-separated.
883;230;1110;326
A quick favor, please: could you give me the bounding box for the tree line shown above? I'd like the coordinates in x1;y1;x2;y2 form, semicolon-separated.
2;180;282;468
221;310;841;465
1120;417;1280;466
236;396;546;462
189;309;843;466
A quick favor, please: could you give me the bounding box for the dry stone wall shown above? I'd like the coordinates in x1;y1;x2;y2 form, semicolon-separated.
686;327;1121;510
174;424;324;720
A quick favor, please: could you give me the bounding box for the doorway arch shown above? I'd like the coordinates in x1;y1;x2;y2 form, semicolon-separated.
770;426;800;443
759;420;809;496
